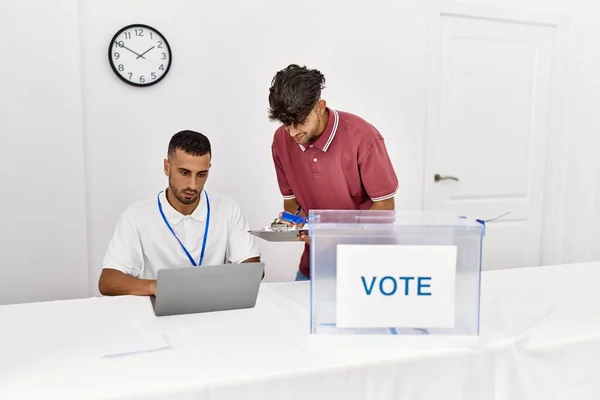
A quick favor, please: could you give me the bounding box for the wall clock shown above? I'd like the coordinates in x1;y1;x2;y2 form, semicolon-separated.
108;24;172;87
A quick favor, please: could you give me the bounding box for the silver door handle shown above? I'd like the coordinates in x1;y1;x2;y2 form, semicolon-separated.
434;174;459;182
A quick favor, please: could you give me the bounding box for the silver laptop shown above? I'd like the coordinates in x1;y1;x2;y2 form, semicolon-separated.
151;262;264;317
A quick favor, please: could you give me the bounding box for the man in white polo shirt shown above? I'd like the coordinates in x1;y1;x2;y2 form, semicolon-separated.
98;130;261;296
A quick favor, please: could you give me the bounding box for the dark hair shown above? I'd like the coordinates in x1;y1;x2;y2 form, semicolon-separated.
168;130;211;158
268;64;326;126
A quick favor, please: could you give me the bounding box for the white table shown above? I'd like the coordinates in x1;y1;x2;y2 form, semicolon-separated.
1;262;600;400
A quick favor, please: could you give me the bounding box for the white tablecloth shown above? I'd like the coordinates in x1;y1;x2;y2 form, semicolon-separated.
1;262;600;400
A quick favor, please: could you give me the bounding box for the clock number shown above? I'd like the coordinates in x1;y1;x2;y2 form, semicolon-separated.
128;73;133;80
135;28;144;37
150;32;154;40
115;41;124;48
140;76;145;83
124;32;131;40
158;41;163;48
118;64;124;72
151;72;156;80
113;52;120;59
159;64;164;71
161;52;167;60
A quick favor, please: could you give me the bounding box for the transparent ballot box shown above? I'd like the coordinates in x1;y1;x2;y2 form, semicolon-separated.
308;210;484;344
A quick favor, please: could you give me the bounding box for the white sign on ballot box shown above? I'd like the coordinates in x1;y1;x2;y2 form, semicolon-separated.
336;244;458;328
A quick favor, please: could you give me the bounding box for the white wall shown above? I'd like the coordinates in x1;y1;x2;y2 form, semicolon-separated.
560;0;600;263
0;0;89;305
79;0;430;294
2;0;600;304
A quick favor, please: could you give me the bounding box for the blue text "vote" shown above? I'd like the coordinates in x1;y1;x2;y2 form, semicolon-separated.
360;276;432;296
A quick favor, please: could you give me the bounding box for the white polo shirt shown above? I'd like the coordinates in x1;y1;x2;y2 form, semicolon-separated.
102;190;261;280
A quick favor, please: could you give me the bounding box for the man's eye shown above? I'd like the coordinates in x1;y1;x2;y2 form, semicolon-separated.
180;170;189;176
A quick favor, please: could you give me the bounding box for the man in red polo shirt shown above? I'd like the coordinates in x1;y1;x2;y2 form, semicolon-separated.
269;64;399;281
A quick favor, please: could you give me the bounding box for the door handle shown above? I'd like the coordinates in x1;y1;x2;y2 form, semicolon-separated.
434;173;459;182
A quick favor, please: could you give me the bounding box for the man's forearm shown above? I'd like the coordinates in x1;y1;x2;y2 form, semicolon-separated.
98;269;156;296
283;198;300;214
369;197;395;211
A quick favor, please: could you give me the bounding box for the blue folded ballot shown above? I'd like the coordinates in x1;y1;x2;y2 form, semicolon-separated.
280;211;307;225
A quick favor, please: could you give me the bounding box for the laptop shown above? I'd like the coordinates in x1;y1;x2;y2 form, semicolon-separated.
150;262;265;317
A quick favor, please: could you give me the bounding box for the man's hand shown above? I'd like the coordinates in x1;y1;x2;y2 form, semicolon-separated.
297;230;310;245
148;280;157;295
281;198;310;243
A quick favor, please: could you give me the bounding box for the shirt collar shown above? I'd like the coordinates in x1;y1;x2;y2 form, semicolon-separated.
159;189;208;225
299;108;339;152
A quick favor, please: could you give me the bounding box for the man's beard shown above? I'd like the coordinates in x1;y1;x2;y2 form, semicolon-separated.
307;113;321;142
169;181;199;205
299;115;321;144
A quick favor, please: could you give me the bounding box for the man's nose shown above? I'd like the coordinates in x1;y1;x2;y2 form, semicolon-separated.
187;177;199;190
288;126;300;136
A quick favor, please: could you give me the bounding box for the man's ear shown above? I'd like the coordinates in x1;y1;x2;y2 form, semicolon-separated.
317;99;327;115
163;159;169;177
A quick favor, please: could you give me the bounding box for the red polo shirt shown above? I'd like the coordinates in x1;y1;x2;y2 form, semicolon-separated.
271;108;399;278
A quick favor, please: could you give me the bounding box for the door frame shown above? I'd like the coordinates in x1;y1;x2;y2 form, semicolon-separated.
422;0;569;267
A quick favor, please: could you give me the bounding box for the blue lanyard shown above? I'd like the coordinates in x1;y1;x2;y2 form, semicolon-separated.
157;190;211;266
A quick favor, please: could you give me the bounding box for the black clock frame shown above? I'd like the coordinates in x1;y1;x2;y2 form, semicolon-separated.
108;23;173;87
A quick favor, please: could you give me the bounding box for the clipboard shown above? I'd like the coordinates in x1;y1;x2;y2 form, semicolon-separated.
249;229;307;243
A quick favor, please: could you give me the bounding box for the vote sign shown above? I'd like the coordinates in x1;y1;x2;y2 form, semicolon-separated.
336;244;457;328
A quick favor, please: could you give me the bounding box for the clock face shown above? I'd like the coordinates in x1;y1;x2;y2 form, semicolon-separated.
108;24;172;87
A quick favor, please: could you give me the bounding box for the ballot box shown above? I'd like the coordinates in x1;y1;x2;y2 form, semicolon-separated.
308;210;484;346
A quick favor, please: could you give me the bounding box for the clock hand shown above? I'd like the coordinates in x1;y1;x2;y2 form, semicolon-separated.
116;42;145;59
136;46;155;59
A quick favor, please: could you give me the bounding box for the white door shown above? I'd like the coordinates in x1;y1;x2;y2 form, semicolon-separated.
423;14;555;271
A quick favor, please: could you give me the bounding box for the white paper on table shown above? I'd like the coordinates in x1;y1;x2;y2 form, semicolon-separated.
100;331;171;358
